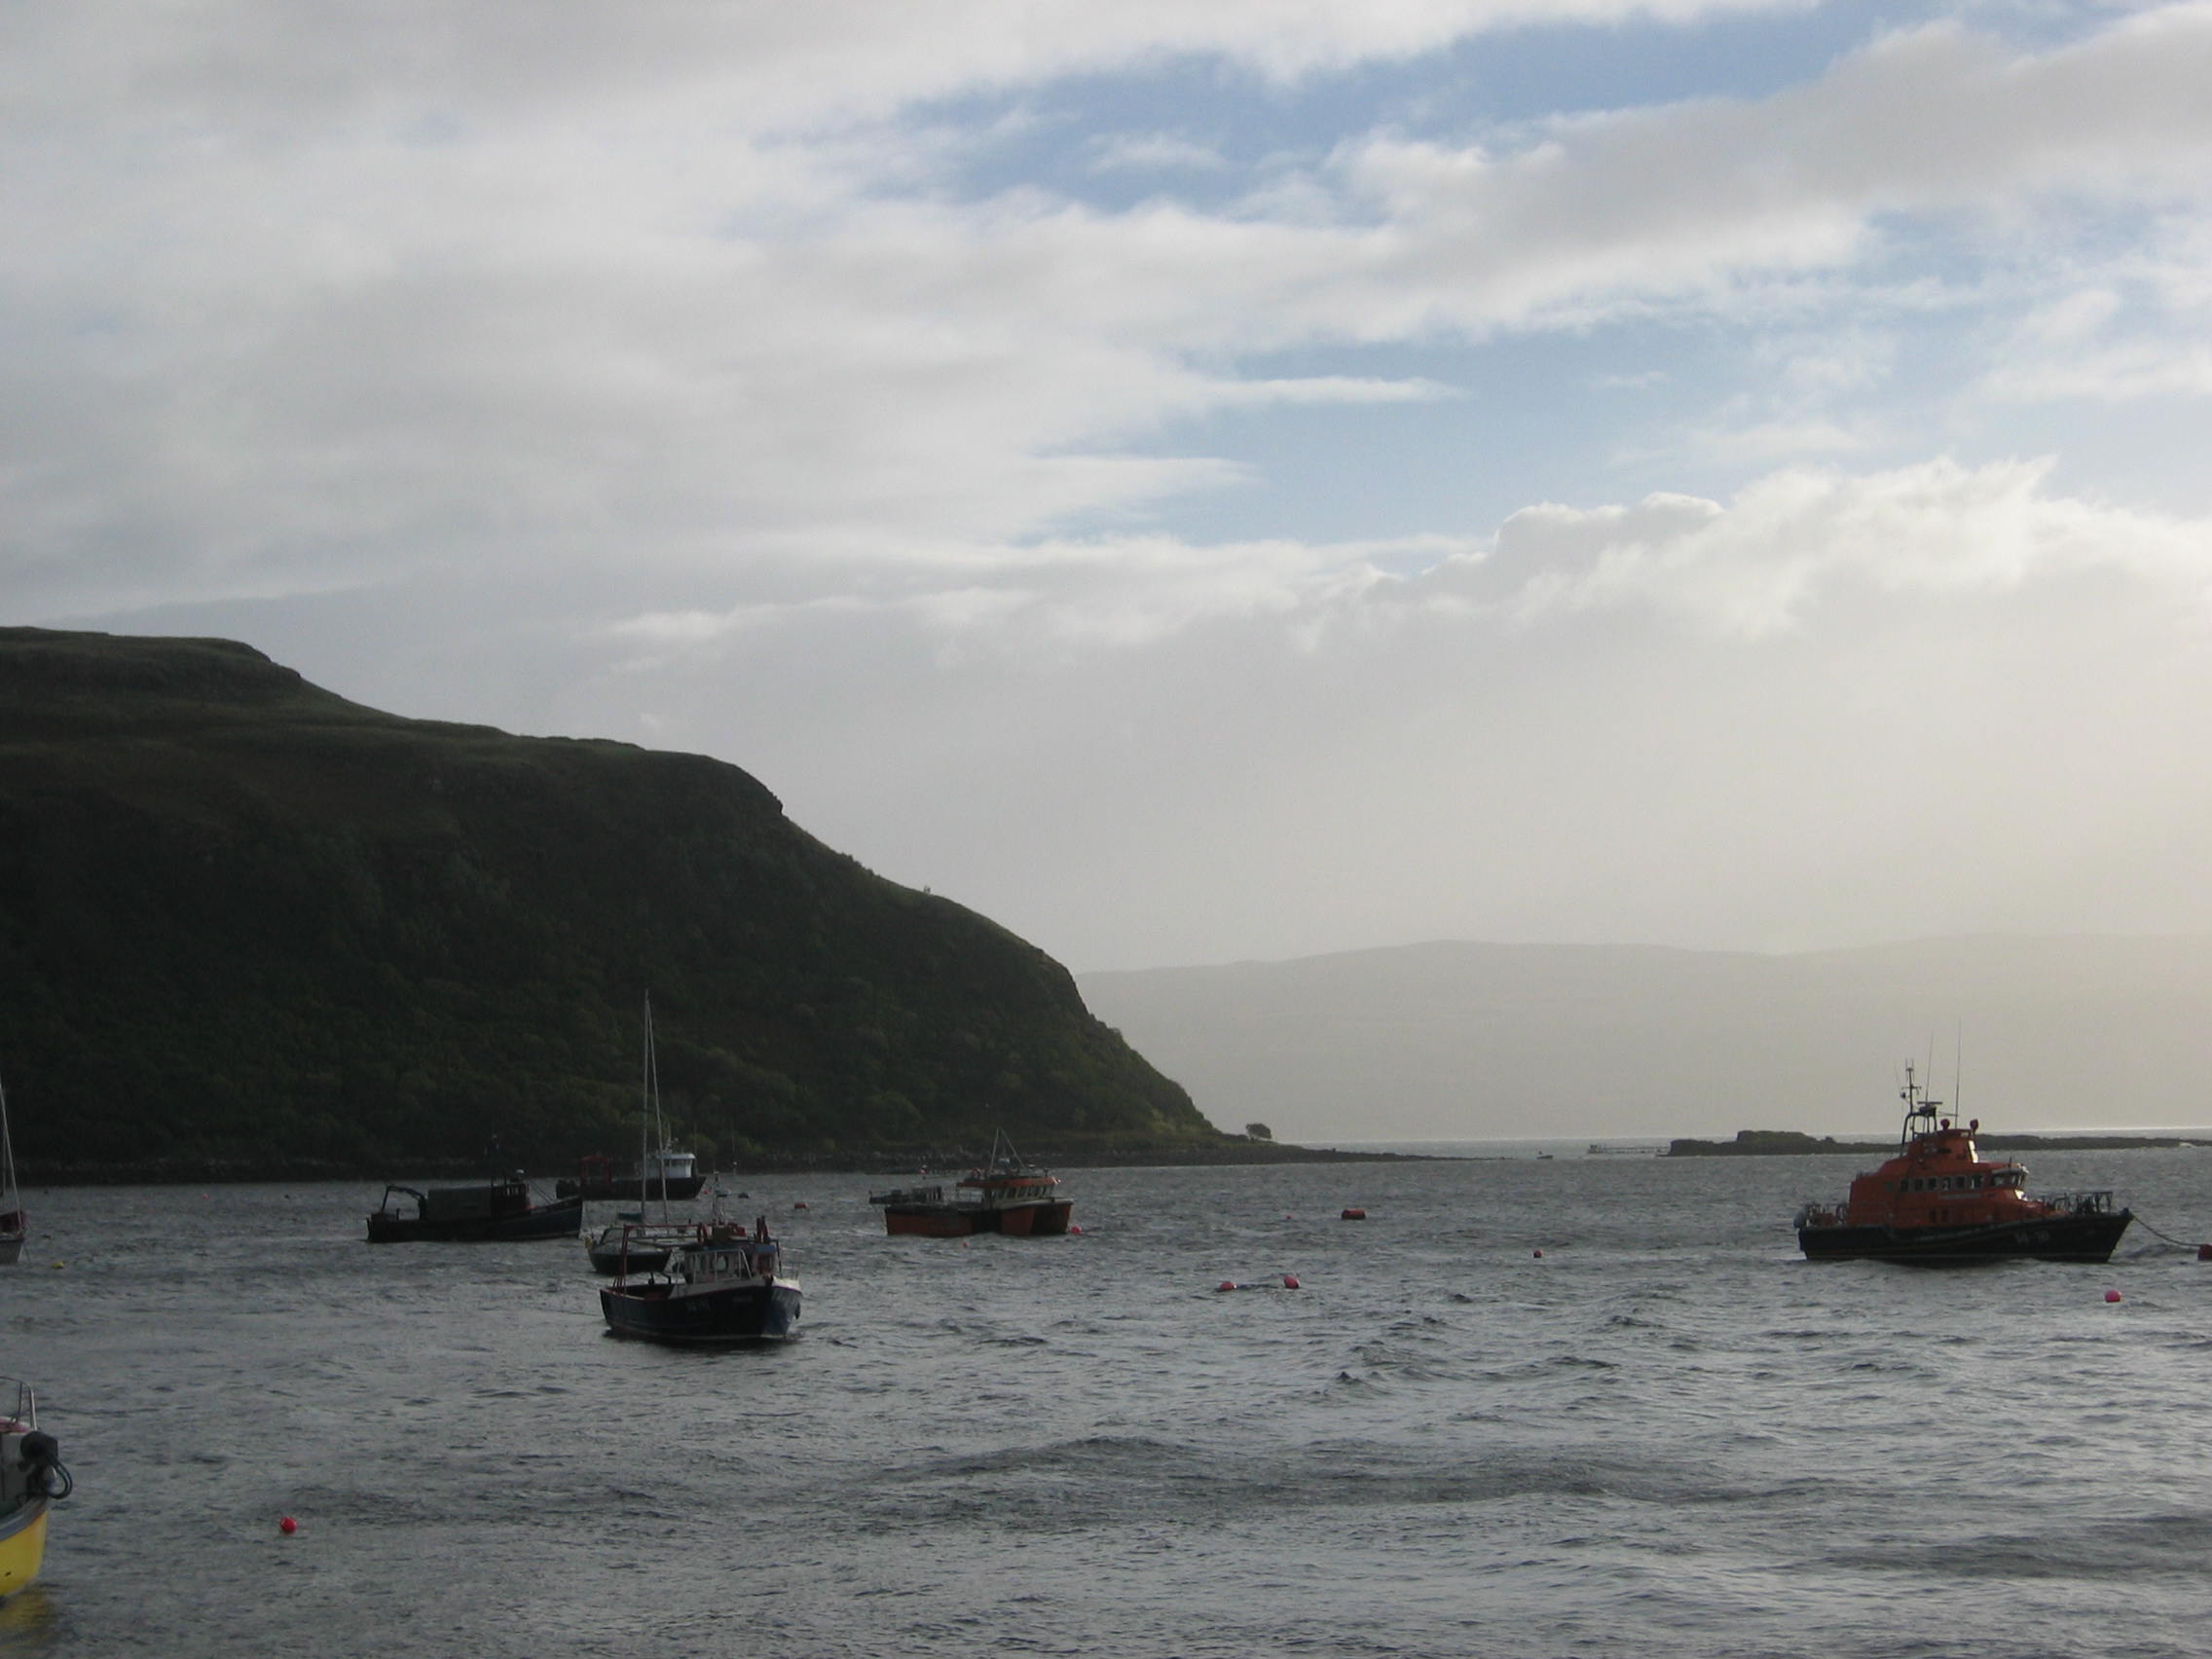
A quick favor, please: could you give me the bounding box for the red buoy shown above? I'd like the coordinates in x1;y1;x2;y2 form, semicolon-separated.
1341;1207;1366;1221
2198;1243;2212;1261
1069;1224;1082;1235
1532;1248;1543;1258
1281;1273;1300;1290
1216;1279;1236;1293
2104;1288;2123;1303
278;1515;299;1535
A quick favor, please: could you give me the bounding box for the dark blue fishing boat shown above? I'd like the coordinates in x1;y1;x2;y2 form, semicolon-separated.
599;1217;800;1344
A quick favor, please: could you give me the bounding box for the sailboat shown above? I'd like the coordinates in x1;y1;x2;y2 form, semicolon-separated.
585;994;696;1274
0;1065;24;1268
559;992;704;1203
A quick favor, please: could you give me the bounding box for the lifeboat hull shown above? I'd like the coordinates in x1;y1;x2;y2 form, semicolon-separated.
1799;1209;2132;1264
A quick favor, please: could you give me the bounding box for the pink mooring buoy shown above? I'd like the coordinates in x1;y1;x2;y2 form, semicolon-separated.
2104;1289;2123;1304
278;1515;299;1535
1217;1279;1236;1293
1532;1248;1543;1259
1281;1273;1301;1290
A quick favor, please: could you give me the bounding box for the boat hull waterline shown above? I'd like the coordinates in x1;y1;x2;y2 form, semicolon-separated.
599;1279;802;1344
879;1199;1073;1238
1799;1211;2132;1264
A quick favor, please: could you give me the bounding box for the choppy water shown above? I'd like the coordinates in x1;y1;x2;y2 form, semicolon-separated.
7;1144;2212;1657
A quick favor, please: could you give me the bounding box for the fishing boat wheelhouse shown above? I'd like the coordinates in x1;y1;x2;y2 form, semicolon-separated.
1795;1064;2132;1264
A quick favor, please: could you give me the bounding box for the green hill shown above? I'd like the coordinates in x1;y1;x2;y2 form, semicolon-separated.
0;627;1223;1178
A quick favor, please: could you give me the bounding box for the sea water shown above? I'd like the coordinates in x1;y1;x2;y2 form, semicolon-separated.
5;1146;2211;1657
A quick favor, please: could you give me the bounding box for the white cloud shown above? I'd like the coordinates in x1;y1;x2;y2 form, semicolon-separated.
9;1;2212;973
0;1;1792;136
11;5;2212;629
1440;458;2212;636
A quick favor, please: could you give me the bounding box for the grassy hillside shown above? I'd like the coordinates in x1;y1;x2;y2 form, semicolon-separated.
0;627;1221;1177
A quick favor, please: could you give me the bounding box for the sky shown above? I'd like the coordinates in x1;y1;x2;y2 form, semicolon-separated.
8;1;2212;974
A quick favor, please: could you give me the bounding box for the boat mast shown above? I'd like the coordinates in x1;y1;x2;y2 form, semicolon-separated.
641;992;654;1220
0;1060;16;1206
1899;1060;1943;1150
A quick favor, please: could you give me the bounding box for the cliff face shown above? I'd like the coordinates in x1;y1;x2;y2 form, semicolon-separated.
0;627;1214;1176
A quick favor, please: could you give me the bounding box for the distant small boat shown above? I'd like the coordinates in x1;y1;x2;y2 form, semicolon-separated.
367;1174;583;1243
599;1217;801;1344
0;1066;23;1267
1794;1064;2134;1264
558;1148;705;1202
868;1131;1072;1237
0;1378;73;1599
587;1215;678;1275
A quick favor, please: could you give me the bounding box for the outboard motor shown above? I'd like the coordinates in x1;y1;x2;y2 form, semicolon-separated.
5;1428;72;1503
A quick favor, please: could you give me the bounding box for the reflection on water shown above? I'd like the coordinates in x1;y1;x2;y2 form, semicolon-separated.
0;1584;55;1638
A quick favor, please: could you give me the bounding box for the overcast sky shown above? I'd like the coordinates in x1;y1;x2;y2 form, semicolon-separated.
9;1;2212;972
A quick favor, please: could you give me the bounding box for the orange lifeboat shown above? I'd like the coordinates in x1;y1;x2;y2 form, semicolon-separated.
1794;1064;2131;1264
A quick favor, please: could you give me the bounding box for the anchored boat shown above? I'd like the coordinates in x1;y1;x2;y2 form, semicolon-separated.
559;1145;705;1202
868;1131;1072;1237
367;1173;583;1243
1;1380;72;1599
599;1217;801;1344
1794;1064;2133;1264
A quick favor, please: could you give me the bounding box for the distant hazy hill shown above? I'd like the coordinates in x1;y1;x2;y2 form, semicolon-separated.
0;627;1218;1177
1078;937;2212;1141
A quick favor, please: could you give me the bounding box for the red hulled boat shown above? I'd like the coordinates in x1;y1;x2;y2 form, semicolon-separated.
1794;1064;2132;1264
869;1132;1073;1238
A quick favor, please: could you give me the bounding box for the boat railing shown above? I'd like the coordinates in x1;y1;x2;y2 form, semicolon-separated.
1793;1202;1844;1229
2041;1190;2119;1215
868;1185;943;1206
0;1378;32;1432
